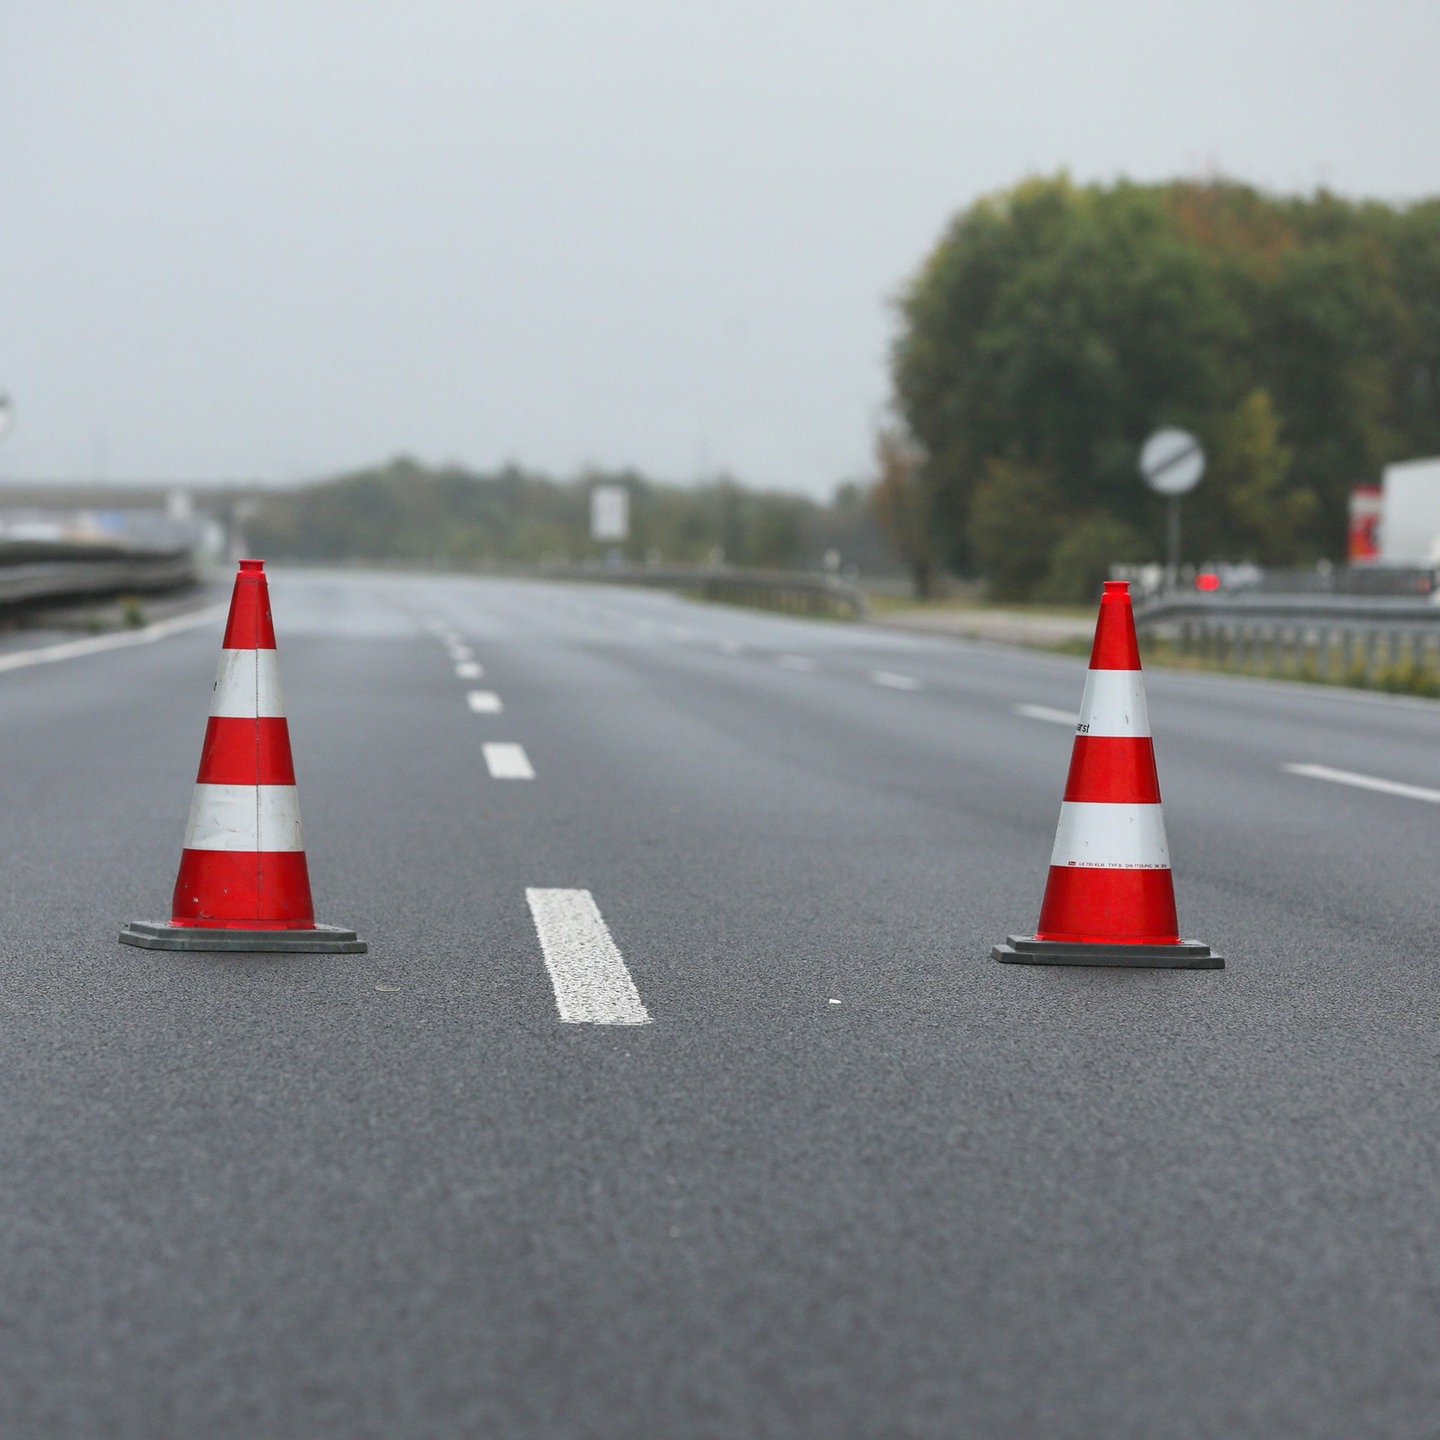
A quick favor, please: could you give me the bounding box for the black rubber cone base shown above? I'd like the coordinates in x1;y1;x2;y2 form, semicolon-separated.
119;920;366;954
993;934;1223;969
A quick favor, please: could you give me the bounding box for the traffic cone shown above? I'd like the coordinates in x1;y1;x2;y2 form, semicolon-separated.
993;580;1221;968
119;559;366;953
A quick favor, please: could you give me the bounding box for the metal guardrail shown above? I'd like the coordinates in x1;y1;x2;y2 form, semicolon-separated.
542;564;870;619
1134;593;1440;682
0;545;196;607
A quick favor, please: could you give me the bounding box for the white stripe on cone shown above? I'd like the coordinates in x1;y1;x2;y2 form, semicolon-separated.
1049;802;1170;869
1075;669;1151;737
182;784;306;852
211;650;287;719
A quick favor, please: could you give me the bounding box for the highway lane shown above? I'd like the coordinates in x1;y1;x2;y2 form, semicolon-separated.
1;570;1439;1438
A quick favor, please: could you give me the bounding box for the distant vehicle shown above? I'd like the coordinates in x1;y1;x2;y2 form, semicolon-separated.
1193;562;1262;593
1368;456;1440;563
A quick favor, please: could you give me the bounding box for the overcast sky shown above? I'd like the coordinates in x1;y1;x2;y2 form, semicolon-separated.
3;1;1439;496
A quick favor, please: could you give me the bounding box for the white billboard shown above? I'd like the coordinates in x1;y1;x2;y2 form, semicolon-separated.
590;485;629;542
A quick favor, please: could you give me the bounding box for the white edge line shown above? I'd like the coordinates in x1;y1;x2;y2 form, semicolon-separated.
1283;762;1440;804
0;602;229;674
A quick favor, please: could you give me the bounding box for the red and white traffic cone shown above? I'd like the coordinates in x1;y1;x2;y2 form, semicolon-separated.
119;559;365;953
993;580;1221;968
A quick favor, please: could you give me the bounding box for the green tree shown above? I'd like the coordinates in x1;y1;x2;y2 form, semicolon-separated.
1210;389;1316;563
967;459;1066;601
891;174;1433;586
1037;513;1146;604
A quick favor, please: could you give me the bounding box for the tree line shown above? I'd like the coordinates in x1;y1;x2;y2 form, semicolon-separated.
246;457;894;575
876;175;1440;599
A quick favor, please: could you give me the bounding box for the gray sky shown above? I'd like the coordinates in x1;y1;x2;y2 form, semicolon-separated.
4;1;1440;497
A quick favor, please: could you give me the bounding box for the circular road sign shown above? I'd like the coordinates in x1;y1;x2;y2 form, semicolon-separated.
0;392;13;444
1140;427;1205;495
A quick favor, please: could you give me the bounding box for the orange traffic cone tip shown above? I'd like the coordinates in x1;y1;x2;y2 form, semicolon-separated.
993;581;1222;969
119;560;366;954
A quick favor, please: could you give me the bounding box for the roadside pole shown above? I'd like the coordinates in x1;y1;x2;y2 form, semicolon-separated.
1140;427;1205;591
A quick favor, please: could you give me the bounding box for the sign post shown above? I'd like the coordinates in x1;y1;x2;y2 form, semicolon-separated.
1140;427;1205;591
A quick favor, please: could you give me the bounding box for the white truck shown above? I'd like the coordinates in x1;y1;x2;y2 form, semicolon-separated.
1379;456;1440;562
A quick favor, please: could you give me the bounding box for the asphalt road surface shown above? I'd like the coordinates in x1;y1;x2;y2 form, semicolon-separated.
2;571;1439;1439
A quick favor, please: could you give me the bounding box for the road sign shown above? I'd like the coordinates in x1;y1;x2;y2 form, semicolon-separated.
590;485;629;542
0;392;14;444
1140;427;1205;495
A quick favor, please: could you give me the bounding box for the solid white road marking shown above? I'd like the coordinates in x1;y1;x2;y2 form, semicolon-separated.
525;888;651;1025
455;661;483;679
777;655;816;671
871;671;921;691
483;742;534;779
0;603;229;675
1015;703;1081;727
467;690;503;713
1283;762;1440;805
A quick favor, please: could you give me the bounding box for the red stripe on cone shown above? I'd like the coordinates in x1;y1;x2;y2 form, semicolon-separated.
1035;867;1179;945
221;558;278;650
1088;580;1142;670
195;717;297;786
171;849;315;929
1062;735;1161;804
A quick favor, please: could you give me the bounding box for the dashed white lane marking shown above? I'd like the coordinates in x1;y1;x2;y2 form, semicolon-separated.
1016;703;1080;727
871;670;921;691
467;690;503;713
777;654;816;671
719;640;743;655
455;661;483;679
1283;762;1440;804
447;645;474;662
525;888;651;1025
0;603;230;675
483;742;535;779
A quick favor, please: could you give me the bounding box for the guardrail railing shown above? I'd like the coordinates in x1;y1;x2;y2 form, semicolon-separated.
0;544;196;607
1134;593;1440;683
